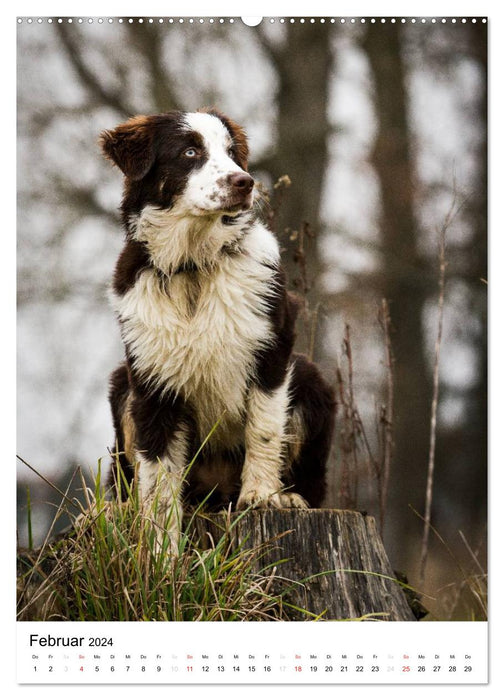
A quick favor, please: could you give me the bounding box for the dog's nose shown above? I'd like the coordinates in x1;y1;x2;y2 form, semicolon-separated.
228;172;254;194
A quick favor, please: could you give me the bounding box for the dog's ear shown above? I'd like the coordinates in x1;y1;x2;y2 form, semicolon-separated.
100;116;156;180
226;117;249;171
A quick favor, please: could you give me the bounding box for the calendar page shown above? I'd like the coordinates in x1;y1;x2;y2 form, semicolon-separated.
16;6;489;688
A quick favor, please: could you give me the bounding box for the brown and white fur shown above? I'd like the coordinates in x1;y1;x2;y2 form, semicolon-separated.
101;109;335;552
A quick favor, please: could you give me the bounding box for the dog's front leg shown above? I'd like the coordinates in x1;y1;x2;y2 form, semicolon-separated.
136;426;189;555
237;373;308;510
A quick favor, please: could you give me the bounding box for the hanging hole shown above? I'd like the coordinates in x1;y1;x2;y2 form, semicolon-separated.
241;16;263;27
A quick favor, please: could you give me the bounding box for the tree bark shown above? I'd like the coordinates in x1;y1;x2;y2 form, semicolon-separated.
191;509;417;621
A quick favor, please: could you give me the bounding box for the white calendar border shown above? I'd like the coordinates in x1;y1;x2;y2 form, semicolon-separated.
7;0;503;696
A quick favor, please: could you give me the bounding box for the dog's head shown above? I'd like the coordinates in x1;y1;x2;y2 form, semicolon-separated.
100;109;253;218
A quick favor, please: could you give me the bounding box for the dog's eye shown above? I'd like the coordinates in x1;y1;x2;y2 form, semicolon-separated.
183;148;198;158
227;147;235;158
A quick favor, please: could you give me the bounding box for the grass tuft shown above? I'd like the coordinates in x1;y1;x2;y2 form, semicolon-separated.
17;465;313;622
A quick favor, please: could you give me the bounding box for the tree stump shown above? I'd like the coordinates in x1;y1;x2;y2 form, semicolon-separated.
190;508;416;621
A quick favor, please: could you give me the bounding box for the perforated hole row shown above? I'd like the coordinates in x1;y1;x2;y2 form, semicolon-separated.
16;17;488;25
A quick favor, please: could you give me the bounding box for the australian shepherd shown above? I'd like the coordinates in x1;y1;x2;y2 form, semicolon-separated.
100;108;335;550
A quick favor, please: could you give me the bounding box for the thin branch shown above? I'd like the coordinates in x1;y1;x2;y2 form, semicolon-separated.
419;217;448;587
256;24;283;64
126;23;182;112
16;455;77;508
378;298;395;536
56;23;135;117
54;179;120;227
336;325;363;509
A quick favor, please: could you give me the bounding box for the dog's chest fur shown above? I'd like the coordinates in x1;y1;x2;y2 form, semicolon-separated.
112;241;276;442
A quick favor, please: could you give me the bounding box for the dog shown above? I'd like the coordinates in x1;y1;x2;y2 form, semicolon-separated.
100;108;335;550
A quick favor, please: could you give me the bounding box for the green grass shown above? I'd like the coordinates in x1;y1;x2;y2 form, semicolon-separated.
17;463;310;622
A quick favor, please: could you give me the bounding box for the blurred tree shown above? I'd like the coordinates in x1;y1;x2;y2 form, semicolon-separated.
464;22;487;524
361;23;432;549
257;22;333;361
434;22;488;535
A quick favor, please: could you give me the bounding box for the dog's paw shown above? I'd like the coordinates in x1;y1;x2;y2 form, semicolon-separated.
235;489;309;510
278;492;309;509
235;489;282;510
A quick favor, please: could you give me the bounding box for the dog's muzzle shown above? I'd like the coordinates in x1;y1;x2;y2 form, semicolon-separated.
225;172;254;210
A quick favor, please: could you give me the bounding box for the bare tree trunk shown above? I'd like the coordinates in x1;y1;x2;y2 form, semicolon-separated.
259;23;333;360
362;24;432;561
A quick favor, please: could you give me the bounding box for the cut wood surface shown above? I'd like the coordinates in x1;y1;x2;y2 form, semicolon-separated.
190;508;416;621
